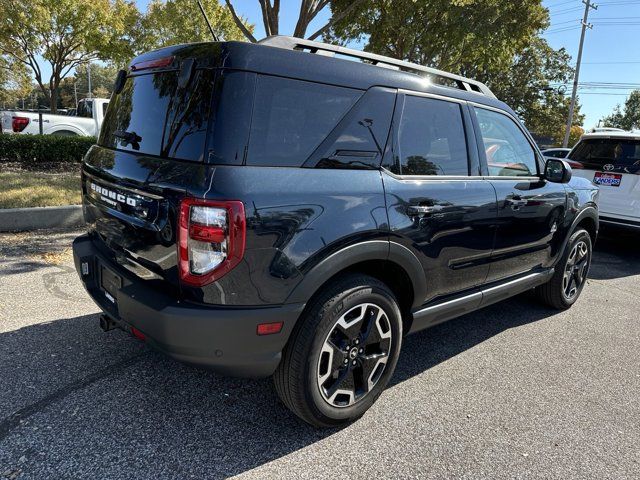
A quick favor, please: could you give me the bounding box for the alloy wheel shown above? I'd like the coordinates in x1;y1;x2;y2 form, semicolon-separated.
562;240;590;300
316;303;393;408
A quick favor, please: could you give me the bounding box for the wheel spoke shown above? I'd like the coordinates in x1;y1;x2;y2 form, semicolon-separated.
359;352;389;393
325;367;356;406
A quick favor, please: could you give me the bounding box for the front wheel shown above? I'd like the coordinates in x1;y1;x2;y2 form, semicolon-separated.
274;274;402;427
537;228;592;310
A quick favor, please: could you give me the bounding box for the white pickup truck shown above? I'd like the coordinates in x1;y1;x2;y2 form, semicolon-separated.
0;98;109;137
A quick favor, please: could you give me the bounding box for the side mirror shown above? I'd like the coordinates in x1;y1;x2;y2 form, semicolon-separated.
544;158;572;184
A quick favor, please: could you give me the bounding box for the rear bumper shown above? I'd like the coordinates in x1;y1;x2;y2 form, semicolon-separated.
73;234;304;378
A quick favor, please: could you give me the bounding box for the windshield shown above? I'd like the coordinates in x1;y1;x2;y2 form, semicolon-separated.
99;69;214;162
570;138;640;173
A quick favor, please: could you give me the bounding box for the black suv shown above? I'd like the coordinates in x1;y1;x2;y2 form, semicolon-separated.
73;36;599;427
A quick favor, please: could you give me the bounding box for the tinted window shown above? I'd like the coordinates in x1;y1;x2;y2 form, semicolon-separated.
306;87;395;169
569;138;640;173
247;76;361;167
207;71;256;165
395;95;469;176
77;100;92;118
475;108;537;176
99;69;214;162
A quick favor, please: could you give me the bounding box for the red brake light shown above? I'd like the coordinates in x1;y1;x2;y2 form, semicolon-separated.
178;198;246;287
12;116;29;132
257;322;284;336
131;56;175;72
566;159;583;170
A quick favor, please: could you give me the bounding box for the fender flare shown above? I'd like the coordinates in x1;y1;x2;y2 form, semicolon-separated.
557;205;599;264
285;240;427;309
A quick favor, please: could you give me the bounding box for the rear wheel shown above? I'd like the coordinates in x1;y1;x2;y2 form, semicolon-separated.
274;274;402;427
537;228;592;310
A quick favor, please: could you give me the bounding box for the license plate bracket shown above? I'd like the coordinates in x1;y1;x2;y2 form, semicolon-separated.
100;264;122;305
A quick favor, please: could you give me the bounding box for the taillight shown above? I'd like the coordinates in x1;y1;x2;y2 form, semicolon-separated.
12;116;29;132
178;198;246;286
566;159;584;169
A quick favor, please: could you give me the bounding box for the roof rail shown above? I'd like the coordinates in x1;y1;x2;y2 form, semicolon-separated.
258;36;496;98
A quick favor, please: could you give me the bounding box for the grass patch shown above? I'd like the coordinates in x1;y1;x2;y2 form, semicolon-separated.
0;172;81;209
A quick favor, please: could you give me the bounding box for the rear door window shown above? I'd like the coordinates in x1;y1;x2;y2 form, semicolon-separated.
569;138;640;173
99;69;214;162
394;95;469;176
247;76;361;167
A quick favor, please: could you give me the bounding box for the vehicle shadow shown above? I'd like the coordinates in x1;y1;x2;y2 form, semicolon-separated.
0;293;558;478
589;227;640;280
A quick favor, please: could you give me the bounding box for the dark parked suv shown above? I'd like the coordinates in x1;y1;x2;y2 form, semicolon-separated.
73;36;599;427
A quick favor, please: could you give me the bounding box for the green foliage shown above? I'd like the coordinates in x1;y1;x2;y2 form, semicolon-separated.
0;0;140;112
601;90;640;131
0;135;95;167
488;37;584;139
138;0;252;51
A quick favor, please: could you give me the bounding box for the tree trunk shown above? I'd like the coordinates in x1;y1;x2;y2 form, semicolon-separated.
49;76;60;114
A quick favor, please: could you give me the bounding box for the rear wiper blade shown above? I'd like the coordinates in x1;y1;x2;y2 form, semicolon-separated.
113;130;142;149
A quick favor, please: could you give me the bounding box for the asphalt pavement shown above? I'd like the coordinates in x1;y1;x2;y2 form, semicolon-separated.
0;227;638;479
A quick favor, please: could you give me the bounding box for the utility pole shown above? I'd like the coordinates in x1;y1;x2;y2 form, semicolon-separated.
563;0;597;147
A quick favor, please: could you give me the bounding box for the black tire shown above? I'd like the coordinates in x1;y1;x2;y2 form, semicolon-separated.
537;228;592;310
274;274;402;427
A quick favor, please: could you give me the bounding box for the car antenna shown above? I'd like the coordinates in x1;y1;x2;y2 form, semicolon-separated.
196;0;219;41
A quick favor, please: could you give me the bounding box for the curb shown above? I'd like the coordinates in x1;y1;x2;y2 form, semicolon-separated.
0;205;83;232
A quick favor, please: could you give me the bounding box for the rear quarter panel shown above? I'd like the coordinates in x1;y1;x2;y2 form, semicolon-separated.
184;166;389;306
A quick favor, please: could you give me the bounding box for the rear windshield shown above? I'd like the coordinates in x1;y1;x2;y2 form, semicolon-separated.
99;69;214;161
570;138;640;172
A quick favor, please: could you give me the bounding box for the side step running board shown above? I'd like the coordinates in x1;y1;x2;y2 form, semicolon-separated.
409;270;554;334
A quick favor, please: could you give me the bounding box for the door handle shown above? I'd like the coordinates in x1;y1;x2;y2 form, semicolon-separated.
505;194;528;210
407;205;444;217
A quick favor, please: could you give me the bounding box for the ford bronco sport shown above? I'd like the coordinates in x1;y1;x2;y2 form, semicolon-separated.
73;36;599;427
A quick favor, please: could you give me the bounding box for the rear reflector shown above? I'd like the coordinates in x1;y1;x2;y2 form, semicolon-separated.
257;322;284;336
131;327;146;341
12;116;29;133
131;56;175;71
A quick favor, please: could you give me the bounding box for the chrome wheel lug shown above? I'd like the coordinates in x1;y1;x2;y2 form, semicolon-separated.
354;338;360;345
352;359;357;366
359;348;364;354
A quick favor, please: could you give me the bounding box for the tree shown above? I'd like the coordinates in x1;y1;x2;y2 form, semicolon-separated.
553;125;584;148
0;0;139;113
224;0;367;42
488;37;584;140
328;0;548;75
601;90;640;131
138;0;252;52
0;57;32;108
58;64;119;109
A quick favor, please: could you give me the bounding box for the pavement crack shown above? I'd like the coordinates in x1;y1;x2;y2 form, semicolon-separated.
0;353;146;442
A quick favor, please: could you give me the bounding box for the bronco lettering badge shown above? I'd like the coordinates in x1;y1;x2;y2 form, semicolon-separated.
90;182;138;208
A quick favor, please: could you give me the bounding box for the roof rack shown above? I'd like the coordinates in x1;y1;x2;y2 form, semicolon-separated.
258;36;496;98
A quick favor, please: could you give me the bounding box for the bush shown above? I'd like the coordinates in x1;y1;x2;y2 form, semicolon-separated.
0;134;95;168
